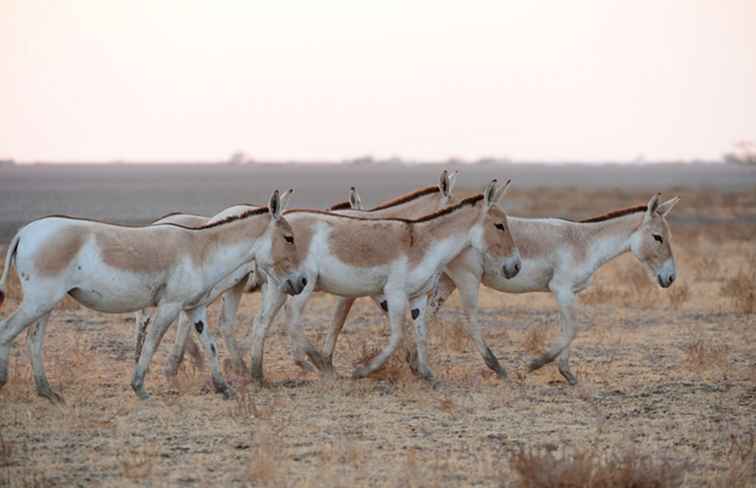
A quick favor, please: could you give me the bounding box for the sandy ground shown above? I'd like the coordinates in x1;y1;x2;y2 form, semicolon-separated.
0;181;755;487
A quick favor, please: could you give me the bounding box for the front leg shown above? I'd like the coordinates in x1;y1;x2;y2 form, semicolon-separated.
132;303;182;400
409;294;435;382
321;297;356;373
529;287;578;384
352;292;407;378
163;311;192;377
284;278;324;373
248;283;287;383
217;279;247;374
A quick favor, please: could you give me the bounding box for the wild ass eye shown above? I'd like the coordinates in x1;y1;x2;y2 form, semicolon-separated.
284;235;294;244
494;223;507;232
653;234;664;244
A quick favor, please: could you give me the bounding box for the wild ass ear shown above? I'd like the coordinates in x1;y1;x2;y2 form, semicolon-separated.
493;178;512;205
438;170;450;196
268;189;282;220
656;196;679;217
349;186;364;210
445;170;459;197
279;188;295;213
644;193;661;221
483;179;499;208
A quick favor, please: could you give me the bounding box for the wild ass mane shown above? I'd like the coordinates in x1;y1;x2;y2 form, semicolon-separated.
287;193;483;225
328;185;441;212
578;205;647;223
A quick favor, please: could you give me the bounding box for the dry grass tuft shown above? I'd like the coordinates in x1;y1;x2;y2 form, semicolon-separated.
523;325;549;355
509;446;685;488
713;432;756;488
247;425;286;484
581;283;614;305
682;339;729;372
353;343;412;384
120;445;159;481
667;283;690;310
720;270;755;314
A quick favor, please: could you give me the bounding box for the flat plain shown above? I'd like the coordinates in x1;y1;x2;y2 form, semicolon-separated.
0;163;754;486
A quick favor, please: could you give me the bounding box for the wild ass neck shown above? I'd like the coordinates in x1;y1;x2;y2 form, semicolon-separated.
410;204;480;270
577;211;643;271
186;212;270;284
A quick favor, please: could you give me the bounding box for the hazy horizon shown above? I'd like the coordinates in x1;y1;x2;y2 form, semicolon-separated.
2;1;754;163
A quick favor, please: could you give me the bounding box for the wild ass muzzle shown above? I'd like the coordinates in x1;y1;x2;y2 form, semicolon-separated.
0;190;305;402
427;193;679;384
246;179;520;384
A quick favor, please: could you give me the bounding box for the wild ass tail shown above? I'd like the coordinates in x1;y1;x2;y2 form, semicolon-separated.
0;233;20;309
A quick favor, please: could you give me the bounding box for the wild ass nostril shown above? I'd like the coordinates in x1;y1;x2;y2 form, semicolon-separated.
514;262;521;274
668;275;675;284
301;277;308;288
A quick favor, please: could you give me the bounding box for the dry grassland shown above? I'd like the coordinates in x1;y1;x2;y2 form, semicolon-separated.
0;186;755;487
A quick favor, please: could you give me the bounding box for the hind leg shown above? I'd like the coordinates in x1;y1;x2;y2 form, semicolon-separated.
218;280;246;374
163;312;191;377
0;295;60;391
26;312;64;403
248;283;288;383
352;290;407;378
131;302;182;400
321;297;355;373
187;306;231;398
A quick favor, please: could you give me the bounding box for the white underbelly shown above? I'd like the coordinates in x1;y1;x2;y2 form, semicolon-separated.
68;269;166;313
314;258;389;297
482;259;552;294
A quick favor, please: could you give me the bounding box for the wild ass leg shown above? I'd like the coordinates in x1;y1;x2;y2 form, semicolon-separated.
409;294;435;382
321;297;355;373
0;295;60;392
529;287;578;384
352;291;408;378
164;312;191;377
134;308;151;363
186;306;231;398
429;273;457;316
449;272;507;379
248;283;287;383
283;280;324;373
131;302;182;400
218;279;247;373
26;313;63;403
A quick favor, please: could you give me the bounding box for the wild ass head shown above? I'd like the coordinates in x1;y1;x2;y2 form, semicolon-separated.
257;189;307;295
473;179;521;279
629;193;679;288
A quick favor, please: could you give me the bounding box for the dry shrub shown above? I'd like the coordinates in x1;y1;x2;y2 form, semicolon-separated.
667;283;690;310
510;446;684;488
523;325;549;356
693;256;721;282
437;317;469;354
683;339;729;372
713;432;756;488
581;284;614;305
353;343;412;384
720;270;755;314
620;266;656;307
437;397;455;415
247;425;286;484
120;445;159;480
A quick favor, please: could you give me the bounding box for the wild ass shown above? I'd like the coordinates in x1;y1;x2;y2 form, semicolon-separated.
157;170;461;376
0;190;305;401
246;180;521;383
132;190;297;377
423;193;680;384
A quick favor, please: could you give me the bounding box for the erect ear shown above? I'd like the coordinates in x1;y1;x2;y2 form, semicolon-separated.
438;169;450;196
349;186;364;210
493;178;512;206
268;189;281;220
655;196;679;217
483;179;498;208
279;188;295;214
446;170;459;197
645;193;661;220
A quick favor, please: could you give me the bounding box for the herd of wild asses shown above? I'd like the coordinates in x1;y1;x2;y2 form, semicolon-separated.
0;170;678;402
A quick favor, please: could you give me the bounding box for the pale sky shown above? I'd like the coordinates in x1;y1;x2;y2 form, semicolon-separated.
1;0;754;163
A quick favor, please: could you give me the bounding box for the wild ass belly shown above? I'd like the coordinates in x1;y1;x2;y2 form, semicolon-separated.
481;258;553;294
67;267;169;313
314;256;390;297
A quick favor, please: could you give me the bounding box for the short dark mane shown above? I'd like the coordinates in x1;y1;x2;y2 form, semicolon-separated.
579;205;647;223
195;207;269;229
371;186;440;211
328;201;352;211
155;211;184;221
285;193;483;224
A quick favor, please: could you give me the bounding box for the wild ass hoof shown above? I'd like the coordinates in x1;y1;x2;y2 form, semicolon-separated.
294;359;316;373
37;386;65;404
304;349;330;372
131;381;151;400
559;367;578;385
351;366;370;379
528;357;547;372
162;355;181;378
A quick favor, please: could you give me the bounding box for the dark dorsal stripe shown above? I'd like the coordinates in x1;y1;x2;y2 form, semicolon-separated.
371;186;440;211
579;205;647;223
286;193;483;224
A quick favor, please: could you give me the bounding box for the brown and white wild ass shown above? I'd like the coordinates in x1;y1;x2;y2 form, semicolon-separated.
0;190;304;401
246;180;520;383
158;170;462;376
423;193;680;384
